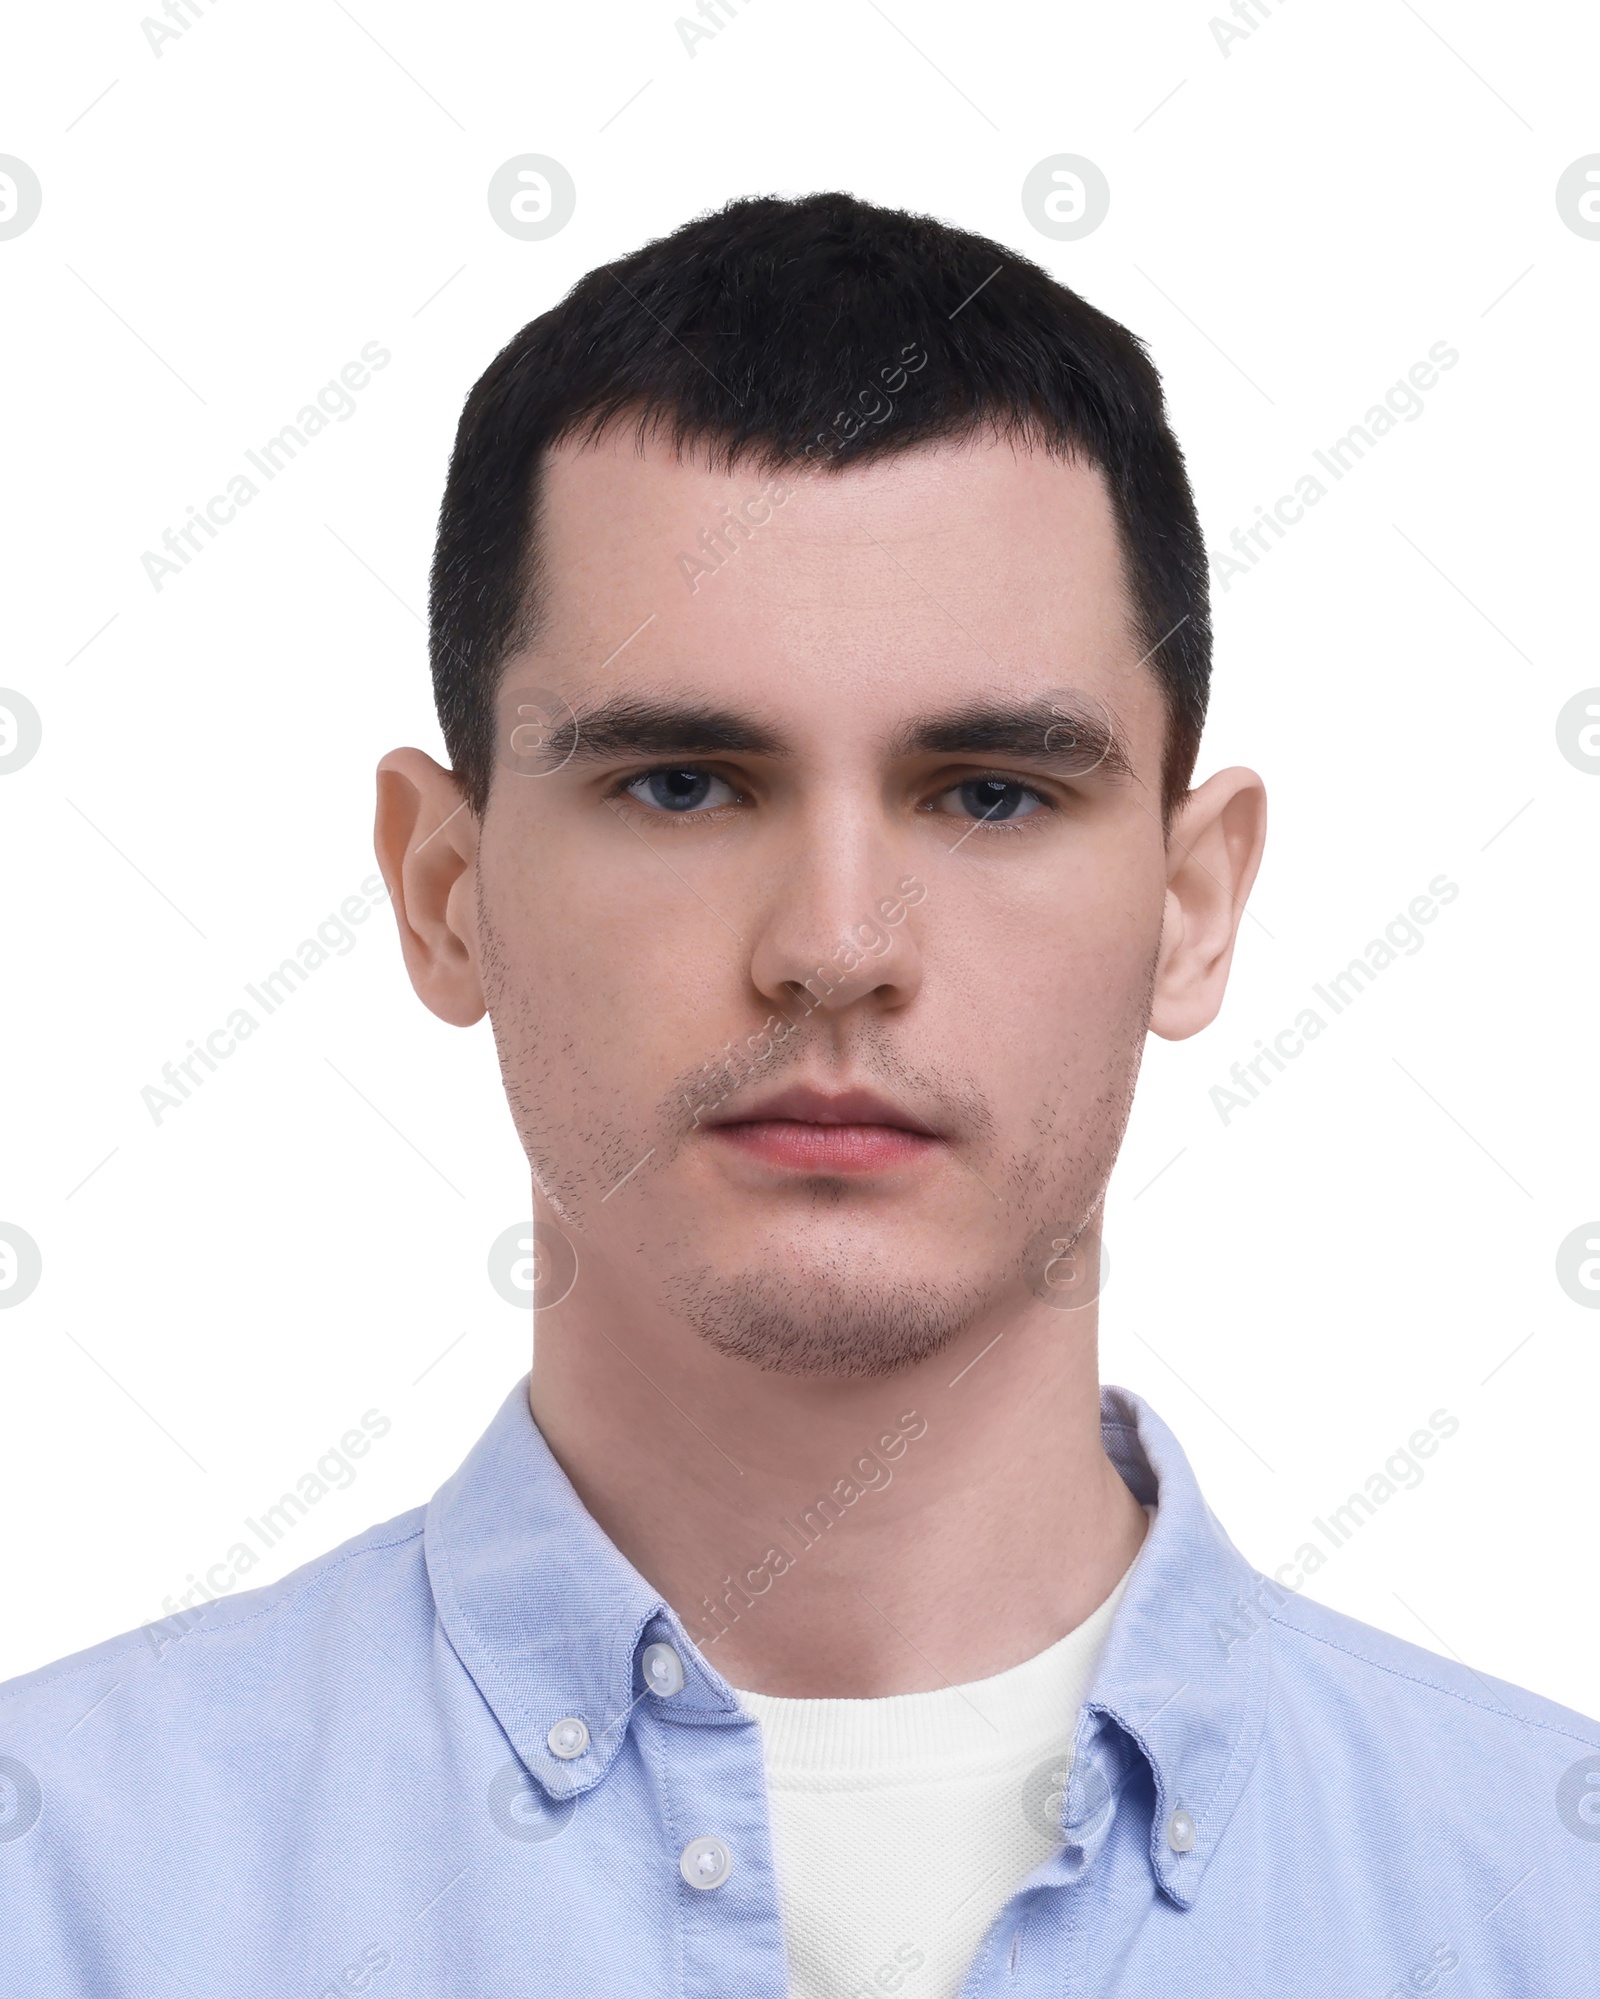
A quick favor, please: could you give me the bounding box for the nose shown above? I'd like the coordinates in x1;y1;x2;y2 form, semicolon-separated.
746;806;924;1020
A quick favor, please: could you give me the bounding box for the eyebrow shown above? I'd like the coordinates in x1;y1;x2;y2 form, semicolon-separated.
887;697;1133;782
546;691;1131;781
545;697;786;768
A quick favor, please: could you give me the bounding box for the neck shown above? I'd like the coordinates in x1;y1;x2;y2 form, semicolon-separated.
527;1262;1148;1698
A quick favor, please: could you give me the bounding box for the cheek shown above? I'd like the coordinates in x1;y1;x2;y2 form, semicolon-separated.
487;856;734;1084
940;853;1160;1006
936;876;1159;1100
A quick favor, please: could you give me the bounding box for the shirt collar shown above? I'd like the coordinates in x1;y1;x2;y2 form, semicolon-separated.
1079;1385;1273;1908
424;1376;741;1801
425;1373;1271;1892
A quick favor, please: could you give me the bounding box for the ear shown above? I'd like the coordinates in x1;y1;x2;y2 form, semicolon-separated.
373;748;486;1027
1148;767;1267;1041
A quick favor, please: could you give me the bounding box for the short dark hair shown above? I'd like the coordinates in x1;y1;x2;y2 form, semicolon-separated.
429;191;1210;823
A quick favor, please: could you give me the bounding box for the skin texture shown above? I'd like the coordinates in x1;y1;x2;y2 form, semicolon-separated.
374;428;1267;1695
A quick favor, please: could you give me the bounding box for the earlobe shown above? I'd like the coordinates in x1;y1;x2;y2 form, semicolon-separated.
1147;767;1267;1043
374;749;488;1028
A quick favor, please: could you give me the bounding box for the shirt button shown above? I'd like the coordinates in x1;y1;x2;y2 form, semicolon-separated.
1166;1807;1197;1852
547;1717;590;1760
642;1642;686;1697
679;1835;733;1890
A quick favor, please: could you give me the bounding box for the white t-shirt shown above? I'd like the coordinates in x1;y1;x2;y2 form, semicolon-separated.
733;1559;1137;1999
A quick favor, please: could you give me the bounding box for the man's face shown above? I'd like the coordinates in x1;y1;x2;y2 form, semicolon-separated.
474;431;1173;1376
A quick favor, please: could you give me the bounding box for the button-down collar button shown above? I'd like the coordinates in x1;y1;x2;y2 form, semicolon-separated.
547;1716;590;1760
1166;1807;1197;1852
679;1835;733;1890
642;1642;685;1697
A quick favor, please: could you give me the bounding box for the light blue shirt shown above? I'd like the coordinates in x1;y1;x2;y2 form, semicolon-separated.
3;1376;1597;1995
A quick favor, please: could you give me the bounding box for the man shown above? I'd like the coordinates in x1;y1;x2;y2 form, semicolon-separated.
3;192;1595;1997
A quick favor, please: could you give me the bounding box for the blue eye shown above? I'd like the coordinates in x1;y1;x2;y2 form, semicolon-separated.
936;777;1045;823
624;768;737;814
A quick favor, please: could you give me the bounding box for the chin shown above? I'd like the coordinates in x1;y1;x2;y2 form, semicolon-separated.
658;1258;991;1380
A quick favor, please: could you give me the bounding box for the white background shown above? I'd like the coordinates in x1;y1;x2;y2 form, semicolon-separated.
2;1;1596;1714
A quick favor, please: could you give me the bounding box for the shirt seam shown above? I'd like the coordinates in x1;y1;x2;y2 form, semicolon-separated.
1263;1605;1600;1749
637;1711;688;1999
0;1523;427;1707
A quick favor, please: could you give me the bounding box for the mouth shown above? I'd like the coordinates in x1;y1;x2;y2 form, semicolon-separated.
699;1083;946;1175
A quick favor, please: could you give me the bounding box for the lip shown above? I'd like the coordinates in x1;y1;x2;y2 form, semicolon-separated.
702;1083;939;1134
700;1082;945;1175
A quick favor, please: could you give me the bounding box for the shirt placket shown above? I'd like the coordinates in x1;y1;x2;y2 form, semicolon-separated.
955;1712;1159;1998
632;1627;792;1999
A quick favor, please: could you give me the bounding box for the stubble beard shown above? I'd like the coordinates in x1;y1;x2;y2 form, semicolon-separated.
481;881;1157;1383
659;1227;994;1380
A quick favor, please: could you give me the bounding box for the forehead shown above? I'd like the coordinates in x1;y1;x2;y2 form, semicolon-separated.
523;428;1161;753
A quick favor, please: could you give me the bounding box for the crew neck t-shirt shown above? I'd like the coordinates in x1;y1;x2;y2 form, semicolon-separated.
733;1550;1141;1999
